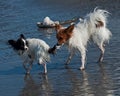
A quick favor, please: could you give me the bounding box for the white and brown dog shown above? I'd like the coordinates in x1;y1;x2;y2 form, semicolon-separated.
8;34;54;74
52;8;112;70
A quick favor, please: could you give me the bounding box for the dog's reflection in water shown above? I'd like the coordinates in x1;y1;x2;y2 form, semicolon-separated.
65;64;114;96
65;65;93;96
20;74;53;96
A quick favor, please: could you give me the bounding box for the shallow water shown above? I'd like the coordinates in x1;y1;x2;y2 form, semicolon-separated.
0;0;120;96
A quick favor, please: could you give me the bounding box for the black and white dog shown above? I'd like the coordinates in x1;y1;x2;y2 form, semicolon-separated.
8;34;55;74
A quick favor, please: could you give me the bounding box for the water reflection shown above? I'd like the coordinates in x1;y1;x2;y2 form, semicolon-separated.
65;66;93;96
81;70;94;96
0;0;119;95
19;74;53;96
65;64;114;96
97;63;114;96
38;28;55;39
88;62;114;96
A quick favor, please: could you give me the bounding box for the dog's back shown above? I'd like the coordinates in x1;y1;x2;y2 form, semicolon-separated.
26;38;50;64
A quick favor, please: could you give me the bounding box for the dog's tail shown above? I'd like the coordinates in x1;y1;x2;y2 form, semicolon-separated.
87;8;110;28
87;8;112;45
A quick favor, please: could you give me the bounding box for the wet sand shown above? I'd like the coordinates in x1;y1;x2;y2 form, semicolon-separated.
0;0;120;96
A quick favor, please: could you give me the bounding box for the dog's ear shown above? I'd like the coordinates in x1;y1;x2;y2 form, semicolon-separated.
8;40;16;46
65;24;74;34
20;34;25;39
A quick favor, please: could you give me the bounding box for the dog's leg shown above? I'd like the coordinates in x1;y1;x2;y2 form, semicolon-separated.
65;50;75;65
43;63;47;74
79;47;86;70
23;59;28;71
26;60;33;74
80;52;86;70
23;62;27;71
23;57;33;74
38;59;47;74
98;43;105;62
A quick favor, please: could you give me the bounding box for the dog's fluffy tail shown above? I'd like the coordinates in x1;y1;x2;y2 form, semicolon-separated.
88;8;110;28
86;8;112;45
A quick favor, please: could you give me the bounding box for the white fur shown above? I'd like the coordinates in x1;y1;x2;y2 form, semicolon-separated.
43;16;59;25
21;38;50;74
21;38;28;50
65;8;112;70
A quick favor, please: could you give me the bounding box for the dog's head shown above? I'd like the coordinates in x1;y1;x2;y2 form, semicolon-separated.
48;24;74;54
55;24;74;45
8;34;28;52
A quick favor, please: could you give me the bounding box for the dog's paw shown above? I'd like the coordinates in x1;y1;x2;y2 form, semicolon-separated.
42;72;47;75
80;67;85;70
26;71;30;75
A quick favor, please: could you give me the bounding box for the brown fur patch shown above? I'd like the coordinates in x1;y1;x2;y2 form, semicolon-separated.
56;24;74;45
96;20;104;28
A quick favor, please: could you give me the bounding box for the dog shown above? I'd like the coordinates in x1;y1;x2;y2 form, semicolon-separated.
51;8;112;70
8;34;54;74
